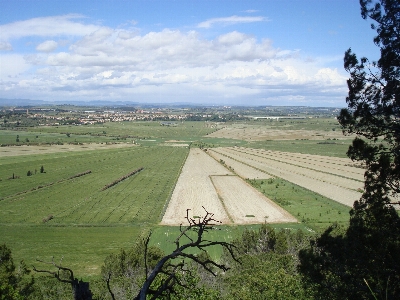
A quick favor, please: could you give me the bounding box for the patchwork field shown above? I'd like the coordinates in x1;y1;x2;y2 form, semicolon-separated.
207;124;353;141
0;118;362;277
210;147;363;207
207;149;271;179
161;148;297;225
160;148;233;225
0;145;189;275
211;175;297;224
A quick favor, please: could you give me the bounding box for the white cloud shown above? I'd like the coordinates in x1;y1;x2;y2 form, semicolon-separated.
0;14;100;40
36;40;58;52
0;54;31;80
217;31;248;45
0;17;348;105
197;15;267;28
0;41;12;51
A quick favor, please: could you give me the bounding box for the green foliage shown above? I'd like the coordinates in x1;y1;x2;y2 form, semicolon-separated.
28;277;72;300
338;0;400;199
0;244;34;299
301;1;400;299
223;225;313;300
151;268;221;300
299;195;400;299
100;242;165;299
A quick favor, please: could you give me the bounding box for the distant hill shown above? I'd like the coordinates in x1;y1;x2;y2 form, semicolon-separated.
0;98;201;108
0;98;48;106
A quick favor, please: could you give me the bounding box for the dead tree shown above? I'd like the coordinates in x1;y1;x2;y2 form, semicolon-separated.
130;207;238;300
33;257;92;300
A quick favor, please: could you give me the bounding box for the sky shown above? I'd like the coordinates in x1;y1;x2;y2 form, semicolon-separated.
0;0;380;107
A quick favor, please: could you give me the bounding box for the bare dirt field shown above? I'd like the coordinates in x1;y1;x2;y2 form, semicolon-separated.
211;175;297;224
161;148;296;225
207;126;353;141
212;147;363;207
164;140;190;147
0;143;136;157
207;149;272;180
160;148;232;225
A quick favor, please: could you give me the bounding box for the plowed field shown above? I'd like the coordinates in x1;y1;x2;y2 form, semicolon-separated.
212;147;363;207
161;148;296;225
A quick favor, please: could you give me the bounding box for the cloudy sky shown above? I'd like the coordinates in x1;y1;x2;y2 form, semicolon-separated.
0;0;379;106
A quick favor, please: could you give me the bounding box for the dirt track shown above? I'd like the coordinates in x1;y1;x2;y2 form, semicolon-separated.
0;143;136;157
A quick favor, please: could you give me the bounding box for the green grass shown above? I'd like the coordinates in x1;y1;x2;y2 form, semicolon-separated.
0;224;143;278
0;146;188;224
21;121;215;141
245;139;352;158
250;178;351;231
0;145;188;276
1;121;227;148
0;129;114;145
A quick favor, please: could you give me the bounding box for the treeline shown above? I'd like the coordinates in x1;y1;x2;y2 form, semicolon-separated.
101;167;144;191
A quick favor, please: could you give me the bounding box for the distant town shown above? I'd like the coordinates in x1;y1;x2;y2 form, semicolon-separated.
0;102;341;128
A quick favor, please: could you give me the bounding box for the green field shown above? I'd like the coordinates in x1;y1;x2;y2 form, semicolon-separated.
0;118;356;278
0;144;189;276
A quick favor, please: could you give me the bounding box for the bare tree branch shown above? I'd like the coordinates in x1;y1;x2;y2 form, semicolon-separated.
33;257;92;300
134;207;239;300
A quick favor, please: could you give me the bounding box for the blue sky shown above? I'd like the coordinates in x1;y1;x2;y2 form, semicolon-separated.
0;0;379;106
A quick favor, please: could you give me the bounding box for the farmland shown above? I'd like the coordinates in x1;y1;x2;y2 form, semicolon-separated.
0;107;358;278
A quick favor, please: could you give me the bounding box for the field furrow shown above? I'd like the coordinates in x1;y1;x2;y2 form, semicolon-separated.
213;147;361;207
218;147;363;191
239;148;365;180
206;149;271;179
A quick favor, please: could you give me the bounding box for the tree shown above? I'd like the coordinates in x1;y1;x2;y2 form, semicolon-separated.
34;208;237;300
338;0;400;201
223;225;312;300
0;244;34;299
33;258;93;300
300;1;400;299
130;208;237;300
